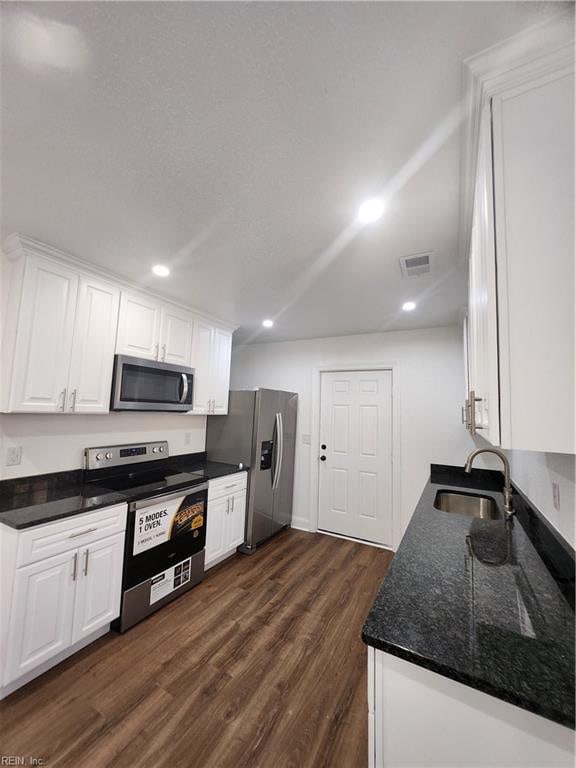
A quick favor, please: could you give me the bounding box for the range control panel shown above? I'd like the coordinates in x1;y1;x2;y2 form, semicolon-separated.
85;441;169;470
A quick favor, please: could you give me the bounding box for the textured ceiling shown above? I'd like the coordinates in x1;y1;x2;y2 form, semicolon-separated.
0;1;563;343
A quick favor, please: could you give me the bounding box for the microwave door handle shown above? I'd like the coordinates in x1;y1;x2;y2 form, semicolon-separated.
179;373;189;404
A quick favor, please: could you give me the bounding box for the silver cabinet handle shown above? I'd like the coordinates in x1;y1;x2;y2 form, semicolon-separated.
72;552;78;581
231;495;235;513
68;527;98;539
468;390;484;435
207;399;211;413
70;389;78;412
162;343;166;361
84;548;89;576
226;497;230;515
154;342;159;360
179;373;189;404
60;388;67;412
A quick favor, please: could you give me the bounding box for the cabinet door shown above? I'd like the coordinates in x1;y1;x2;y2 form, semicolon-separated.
159;306;194;366
212;327;232;415
4;550;76;684
205;495;228;568
467;104;500;445
492;68;574;453
227;490;246;550
116;291;162;360
9;256;78;412
67;276;120;413
72;533;124;643
191;318;214;414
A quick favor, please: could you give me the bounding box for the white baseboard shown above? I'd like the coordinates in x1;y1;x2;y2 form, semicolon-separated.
290;517;311;532
317;528;395;551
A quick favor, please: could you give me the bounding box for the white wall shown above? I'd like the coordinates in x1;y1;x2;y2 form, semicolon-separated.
506;450;575;549
0;413;206;480
231;325;475;544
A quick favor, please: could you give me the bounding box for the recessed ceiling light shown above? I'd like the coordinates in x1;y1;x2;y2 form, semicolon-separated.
357;198;385;224
152;264;170;277
402;301;416;312
262;319;274;328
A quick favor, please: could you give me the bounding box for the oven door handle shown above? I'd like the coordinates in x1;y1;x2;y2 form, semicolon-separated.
130;484;208;511
179;373;189;404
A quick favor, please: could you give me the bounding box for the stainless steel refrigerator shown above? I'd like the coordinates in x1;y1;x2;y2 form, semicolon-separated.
206;389;298;553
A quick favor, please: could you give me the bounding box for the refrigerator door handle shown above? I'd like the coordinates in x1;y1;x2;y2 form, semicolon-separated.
272;412;284;491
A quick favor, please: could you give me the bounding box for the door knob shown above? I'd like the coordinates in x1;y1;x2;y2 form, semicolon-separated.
320;455;326;462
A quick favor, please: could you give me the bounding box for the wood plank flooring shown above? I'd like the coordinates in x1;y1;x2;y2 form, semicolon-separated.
0;529;393;768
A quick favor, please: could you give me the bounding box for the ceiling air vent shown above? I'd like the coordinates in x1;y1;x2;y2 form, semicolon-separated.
400;252;432;277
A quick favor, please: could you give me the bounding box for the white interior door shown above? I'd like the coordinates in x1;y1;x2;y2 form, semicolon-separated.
318;370;393;546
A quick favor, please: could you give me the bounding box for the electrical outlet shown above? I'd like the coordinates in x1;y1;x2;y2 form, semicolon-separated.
6;446;22;466
302;434;311;445
552;481;561;511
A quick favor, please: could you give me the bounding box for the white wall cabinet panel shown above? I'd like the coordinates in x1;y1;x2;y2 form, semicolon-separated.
191;320;232;415
212;328;232;415
4;551;76;683
68;277;120;413
71;533;124;643
492;68;574;453
463;36;574;453
466;105;500;445
8;256;78;412
160;306;194;366
116;291;162;360
2;237;235;417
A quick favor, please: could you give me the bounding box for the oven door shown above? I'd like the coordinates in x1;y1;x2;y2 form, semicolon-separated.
123;485;207;589
111;355;194;411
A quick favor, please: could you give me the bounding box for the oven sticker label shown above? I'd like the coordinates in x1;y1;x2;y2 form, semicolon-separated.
133;496;204;555
149;557;192;605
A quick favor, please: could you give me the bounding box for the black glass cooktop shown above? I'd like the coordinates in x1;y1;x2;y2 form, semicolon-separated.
86;468;207;501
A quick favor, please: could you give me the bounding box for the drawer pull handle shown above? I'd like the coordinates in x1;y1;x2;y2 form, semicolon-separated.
84;549;89;576
72;552;78;581
68;527;98;539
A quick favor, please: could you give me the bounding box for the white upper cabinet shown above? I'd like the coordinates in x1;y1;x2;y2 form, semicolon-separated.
466;105;500;446
491;68;574;453
190;319;232;415
116;291;162;360
159;305;195;366
463;25;574;453
211;327;233;415
1;237;235;415
191;318;214;414
68;276;120;413
7;255;78;413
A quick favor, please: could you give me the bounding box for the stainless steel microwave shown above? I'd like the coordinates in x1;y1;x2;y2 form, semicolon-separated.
111;355;194;411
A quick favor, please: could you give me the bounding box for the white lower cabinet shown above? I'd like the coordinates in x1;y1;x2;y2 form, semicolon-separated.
368;648;574;768
205;474;247;570
0;504;127;696
71;533;124;643
6;551;76;681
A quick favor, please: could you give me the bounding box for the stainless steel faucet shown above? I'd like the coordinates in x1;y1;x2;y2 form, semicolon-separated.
464;447;514;518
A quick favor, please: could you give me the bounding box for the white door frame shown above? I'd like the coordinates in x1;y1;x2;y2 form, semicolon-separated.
309;362;401;550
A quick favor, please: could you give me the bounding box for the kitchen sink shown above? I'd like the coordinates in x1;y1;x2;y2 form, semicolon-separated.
433;490;501;520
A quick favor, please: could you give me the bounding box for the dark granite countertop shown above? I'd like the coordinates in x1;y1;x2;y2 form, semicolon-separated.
362;464;575;729
0;455;248;530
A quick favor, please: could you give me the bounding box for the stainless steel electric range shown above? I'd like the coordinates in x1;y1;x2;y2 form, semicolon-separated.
84;441;208;632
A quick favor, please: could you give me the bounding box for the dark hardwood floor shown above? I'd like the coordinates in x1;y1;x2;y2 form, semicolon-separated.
0;529;393;768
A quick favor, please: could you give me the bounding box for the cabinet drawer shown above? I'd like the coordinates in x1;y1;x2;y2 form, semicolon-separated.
208;472;247;500
17;504;127;567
